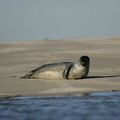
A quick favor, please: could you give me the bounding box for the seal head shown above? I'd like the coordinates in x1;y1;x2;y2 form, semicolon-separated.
79;56;90;66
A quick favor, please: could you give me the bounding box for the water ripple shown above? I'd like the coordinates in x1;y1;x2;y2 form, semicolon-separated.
0;92;120;120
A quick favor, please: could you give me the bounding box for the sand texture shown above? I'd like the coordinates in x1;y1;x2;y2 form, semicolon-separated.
0;38;120;97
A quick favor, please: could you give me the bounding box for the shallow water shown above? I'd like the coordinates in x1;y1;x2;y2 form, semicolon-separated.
0;92;120;120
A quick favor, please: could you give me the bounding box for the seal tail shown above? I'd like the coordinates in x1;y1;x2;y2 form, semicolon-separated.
20;72;34;79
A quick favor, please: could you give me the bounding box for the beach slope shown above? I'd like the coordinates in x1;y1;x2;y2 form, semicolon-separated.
0;38;120;97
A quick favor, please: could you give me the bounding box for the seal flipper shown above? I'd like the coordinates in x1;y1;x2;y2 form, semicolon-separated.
20;71;34;79
63;64;73;79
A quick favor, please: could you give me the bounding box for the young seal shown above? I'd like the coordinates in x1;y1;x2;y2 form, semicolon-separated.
21;56;90;80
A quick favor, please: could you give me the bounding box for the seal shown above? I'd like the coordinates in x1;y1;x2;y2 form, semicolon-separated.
21;56;90;80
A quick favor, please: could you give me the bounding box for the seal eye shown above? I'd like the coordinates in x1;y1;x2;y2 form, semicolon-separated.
80;56;90;66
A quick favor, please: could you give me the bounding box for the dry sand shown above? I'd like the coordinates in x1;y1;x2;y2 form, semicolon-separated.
0;38;120;97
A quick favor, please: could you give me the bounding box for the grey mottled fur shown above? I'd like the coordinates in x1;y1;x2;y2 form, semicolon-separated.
21;56;90;80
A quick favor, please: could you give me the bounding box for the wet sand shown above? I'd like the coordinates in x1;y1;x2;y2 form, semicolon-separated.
0;38;120;97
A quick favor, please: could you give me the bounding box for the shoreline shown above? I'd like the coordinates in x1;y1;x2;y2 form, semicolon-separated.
0;36;120;44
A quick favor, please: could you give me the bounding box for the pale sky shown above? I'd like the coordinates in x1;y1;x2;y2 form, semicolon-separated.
0;0;120;42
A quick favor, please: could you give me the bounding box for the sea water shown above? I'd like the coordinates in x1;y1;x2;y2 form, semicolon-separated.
0;92;120;120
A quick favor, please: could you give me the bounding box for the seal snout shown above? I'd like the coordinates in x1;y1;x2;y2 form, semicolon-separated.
80;56;90;66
